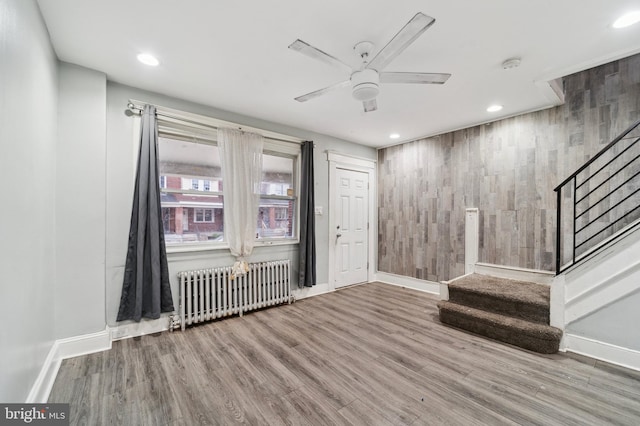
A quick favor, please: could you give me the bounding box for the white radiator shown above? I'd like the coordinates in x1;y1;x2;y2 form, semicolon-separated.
173;259;292;331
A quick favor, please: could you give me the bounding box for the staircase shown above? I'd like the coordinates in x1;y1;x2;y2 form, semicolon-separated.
555;118;640;273
436;120;640;361
437;274;562;354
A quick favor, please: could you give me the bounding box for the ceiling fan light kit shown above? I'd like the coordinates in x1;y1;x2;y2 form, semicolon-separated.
351;69;380;101
289;12;451;113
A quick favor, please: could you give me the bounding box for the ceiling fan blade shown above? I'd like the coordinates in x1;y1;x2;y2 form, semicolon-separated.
366;13;435;72
380;72;451;84
288;39;353;74
294;80;350;102
363;98;377;112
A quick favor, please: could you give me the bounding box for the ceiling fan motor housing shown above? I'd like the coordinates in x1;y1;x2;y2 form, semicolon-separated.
291;13;447;110
351;69;380;101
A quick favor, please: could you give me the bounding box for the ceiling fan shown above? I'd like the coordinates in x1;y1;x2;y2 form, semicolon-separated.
288;12;451;112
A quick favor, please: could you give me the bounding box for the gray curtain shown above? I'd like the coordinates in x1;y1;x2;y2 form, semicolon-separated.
299;141;316;287
117;105;174;321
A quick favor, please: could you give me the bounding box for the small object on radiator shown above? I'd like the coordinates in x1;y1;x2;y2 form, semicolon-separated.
174;259;293;330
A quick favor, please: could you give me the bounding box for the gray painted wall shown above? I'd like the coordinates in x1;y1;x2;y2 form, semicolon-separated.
569;290;640;351
105;82;376;327
55;63;107;339
378;54;640;282
0;0;375;399
0;0;58;402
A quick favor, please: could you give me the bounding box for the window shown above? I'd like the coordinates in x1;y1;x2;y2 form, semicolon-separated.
194;208;214;222
257;153;296;240
155;113;300;248
275;207;288;220
158;135;224;245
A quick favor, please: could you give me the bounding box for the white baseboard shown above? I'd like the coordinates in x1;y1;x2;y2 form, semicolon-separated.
111;285;334;340
25;343;61;404
440;272;473;286
293;282;332;300
474;262;555;285
440;272;475;300
439;282;449;300
374;271;439;295
110;316;171;341
56;327;112;359
563;333;640;372
26;327;112;403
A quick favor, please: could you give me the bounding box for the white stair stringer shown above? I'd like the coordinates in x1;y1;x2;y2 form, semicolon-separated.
565;258;640;325
552;224;640;370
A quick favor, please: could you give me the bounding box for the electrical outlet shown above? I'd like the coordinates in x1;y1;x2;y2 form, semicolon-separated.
314;206;323;215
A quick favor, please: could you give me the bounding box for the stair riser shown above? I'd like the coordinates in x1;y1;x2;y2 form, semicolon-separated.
438;308;560;354
449;288;549;324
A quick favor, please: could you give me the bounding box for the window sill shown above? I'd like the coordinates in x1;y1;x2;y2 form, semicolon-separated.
254;239;300;248
165;239;299;255
166;243;227;254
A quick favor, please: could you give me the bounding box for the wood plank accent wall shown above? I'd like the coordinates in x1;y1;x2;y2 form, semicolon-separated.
378;54;640;282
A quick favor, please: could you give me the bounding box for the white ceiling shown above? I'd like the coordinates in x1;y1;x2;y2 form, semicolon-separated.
37;0;640;148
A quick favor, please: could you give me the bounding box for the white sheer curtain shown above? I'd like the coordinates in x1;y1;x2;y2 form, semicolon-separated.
218;128;264;278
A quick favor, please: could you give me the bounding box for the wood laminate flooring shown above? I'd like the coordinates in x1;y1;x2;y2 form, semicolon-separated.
49;282;640;425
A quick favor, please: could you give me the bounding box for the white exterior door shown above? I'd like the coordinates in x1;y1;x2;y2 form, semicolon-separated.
182;209;189;231
335;168;369;288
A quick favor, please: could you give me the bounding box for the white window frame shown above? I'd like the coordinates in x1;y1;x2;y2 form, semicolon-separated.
135;101;303;253
156;134;225;251
275;207;287;220
257;149;299;244
194;208;215;223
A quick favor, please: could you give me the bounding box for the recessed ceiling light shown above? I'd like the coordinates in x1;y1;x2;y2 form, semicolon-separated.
487;105;503;112
389;133;400;139
613;11;640;28
137;53;159;66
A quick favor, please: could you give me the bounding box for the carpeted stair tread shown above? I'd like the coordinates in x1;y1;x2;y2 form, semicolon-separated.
437;300;562;354
447;274;551;324
448;274;549;307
